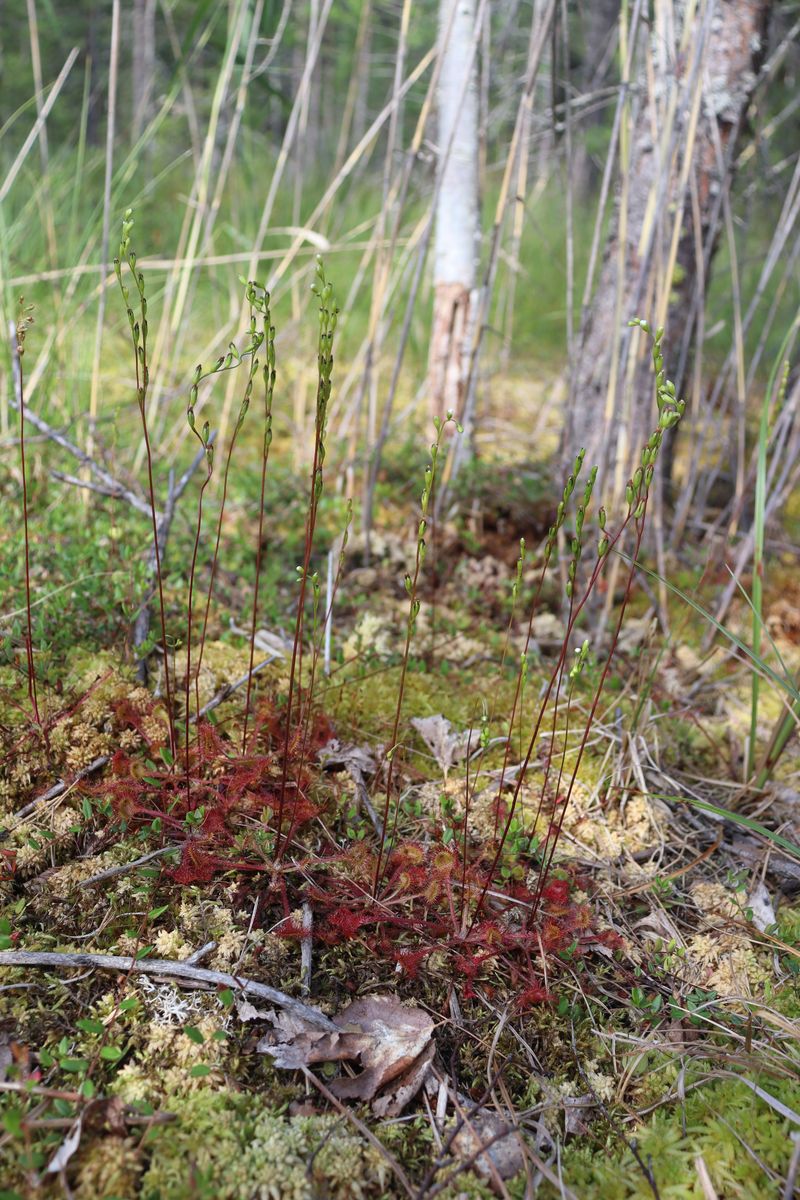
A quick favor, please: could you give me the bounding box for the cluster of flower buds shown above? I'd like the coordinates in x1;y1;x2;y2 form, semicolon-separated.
624;319;686;521
114;210;151;404
310;257;339;503
545;448;585;569
568;637;590;684
566;465;598;598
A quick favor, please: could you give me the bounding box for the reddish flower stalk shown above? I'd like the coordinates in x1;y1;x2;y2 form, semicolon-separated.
468;507;635;931
114;214;177;763
281;502;353;852
195;335;259;718
275;261;337;857
528;511;649;922
373;415;455;897
243;298;276;754
183;433;214;798
14;305;42;731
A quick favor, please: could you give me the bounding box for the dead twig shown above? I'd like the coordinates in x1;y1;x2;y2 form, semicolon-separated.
0;950;337;1032
1;755;108;836
196;652;279;718
9;396;152;518
784;1133;800;1200
300;901;313;995
78;844;179;889
184;941;217;966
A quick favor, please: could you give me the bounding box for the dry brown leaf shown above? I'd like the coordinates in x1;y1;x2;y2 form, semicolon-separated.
746;881;776;933
563;1093;597;1137
450;1107;526;1181
0;1022;14;1084
318;739;376;780
256;993;435;1113
411;715;479;779
372;1041;436;1118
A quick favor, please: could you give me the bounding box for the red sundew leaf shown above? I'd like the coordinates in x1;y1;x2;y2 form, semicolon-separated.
326;908;376;939
431;849;457;877
423;878;445;905
565;903;594;933
466;920;506;949
200;807;230;838
516;984;551;1007
388;842;426;870
224;759;270;801
111;749;132;776
538;918;568;952
541;879;570;905
196;719;227;761
274;917;305;940
393;947;434;978
385;864;428;894
172;845;219;885
594;928;626;952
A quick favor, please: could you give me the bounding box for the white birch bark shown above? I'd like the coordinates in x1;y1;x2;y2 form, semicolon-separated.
429;0;480;420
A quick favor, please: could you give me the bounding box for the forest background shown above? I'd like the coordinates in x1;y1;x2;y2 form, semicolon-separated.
1;2;800;1198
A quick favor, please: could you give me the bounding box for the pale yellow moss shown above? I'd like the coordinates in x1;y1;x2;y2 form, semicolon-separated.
684;890;772;1004
74;1135;141;1199
153;929;195;960
11;805;78;872
343;611;393;661
112;1015;228;1104
557;786;668;862
46;850;122;897
172;640;255;710
585;1062;615;1102
690;882;746;923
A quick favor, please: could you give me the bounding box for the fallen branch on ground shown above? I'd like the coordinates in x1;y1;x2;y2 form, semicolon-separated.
1;755;109;838
0;950;337;1031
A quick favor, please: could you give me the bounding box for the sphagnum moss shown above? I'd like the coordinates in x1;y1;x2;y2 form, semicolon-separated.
138;1091;391;1200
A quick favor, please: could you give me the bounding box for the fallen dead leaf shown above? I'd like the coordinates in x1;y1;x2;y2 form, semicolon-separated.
746;880;776;933
450;1106;526;1181
372;1041;436;1118
318;739;376;780
255;993;435;1113
563;1093;597;1137
411;715;480;780
46;1116;83;1175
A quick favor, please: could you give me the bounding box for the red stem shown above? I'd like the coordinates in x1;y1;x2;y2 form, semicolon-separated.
275;420;324;856
16;336;41;731
243;427;272;753
184;463;212;798
528;514;648;922
468;510;635;929
195;425;243;718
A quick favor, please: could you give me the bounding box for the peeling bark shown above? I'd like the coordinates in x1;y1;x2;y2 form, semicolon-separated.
564;0;771;495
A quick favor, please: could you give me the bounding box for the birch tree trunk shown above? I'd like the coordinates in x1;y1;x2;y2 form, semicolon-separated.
563;0;771;500
429;0;480;422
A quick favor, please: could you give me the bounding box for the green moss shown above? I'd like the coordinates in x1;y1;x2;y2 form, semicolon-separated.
140;1089;392;1200
546;1073;800;1199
